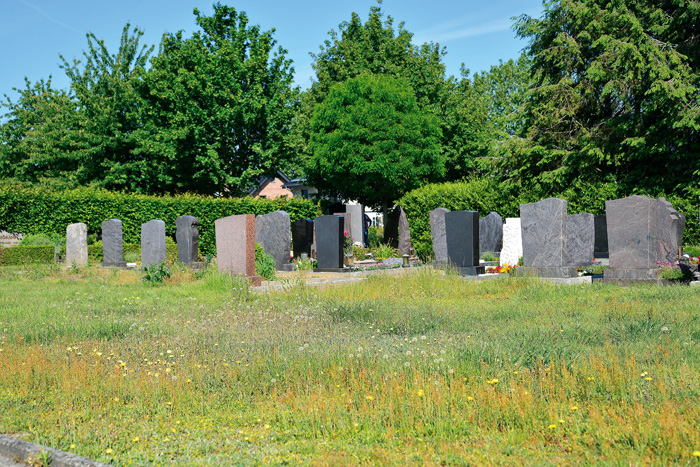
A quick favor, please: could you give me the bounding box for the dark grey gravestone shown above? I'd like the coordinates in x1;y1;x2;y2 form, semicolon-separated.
594;215;608;258
566;213;594;267
397;206;411;256
175;215;199;264
479;211;503;254
429;208;449;264
520;198;577;277
314;215;346;272
445;210;484;276
384;206;401;249
102;219;126;267
255;211;293;271
141;219;166;267
292;219;314;258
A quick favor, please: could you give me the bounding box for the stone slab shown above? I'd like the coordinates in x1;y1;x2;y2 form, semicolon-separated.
175;215;199;264
521;198;568;267
397;206;411;255
500;218;522;267
0;434;110;467
603;268;663;280
345;204;365;248
451;265;486;276
292;219;314;258
141;220;166;267
101;219;125;267
0;231;23;248
66;223;88;266
479;211;503;253
313;268;352;273
255;211;291;270
215;214;256;276
516;266;579;278
315;215;345;270
594;215;608;258
384;206;400;249
567;213;594;267
445;210;480;268
429;207;449;264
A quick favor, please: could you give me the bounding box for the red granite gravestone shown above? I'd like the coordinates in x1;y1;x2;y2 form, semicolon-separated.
215;214;261;285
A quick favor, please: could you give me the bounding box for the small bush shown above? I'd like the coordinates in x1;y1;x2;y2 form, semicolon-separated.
368;226;383;249
482;251;499;262
255;243;276;281
353;245;366;260
372;244;399;261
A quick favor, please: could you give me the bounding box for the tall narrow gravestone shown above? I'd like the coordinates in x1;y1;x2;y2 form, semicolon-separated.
500;218;522;267
520;198;577;277
292;219;314;258
215;214;257;279
445;211;485;276
479;211;503;254
314;215;345;272
384;207;401;249
430;208;449;264
345;204;364;249
102;219;126;267
141;220;166;267
255;211;293;271
175;215;199;264
397;207;411;256
66;223;88;267
566;213;594;267
604;195;685;281
594;215;609;258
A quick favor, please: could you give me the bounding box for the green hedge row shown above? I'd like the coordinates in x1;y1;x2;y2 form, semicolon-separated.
399;178;699;260
0;186;321;256
86;244;179;263
0;246;55;265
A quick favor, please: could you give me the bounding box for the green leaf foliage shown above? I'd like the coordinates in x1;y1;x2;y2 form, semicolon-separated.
0;246;55;265
306;73;444;212
0;186;320;256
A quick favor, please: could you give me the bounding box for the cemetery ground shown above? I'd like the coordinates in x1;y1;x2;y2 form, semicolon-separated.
0;265;699;466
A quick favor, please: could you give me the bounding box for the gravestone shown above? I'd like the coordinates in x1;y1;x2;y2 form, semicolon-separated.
397;206;411;256
479;211;503;254
444;210;484;276
519;198;577;277
336;212;354;243
292;219;314;258
314;215;345;272
604;196;685;281
0;231;23;247
429;208;449;264
499;218;522;267
215;214;258;283
594;215;609;258
255;211;293;271
141;220;166;267
175;215;199;264
66;223;88;266
345;204;364;248
384;206;401;249
566;213;594;267
102;219;126;267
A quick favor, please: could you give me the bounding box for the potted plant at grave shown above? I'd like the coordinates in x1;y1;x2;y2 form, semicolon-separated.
344;230;354;266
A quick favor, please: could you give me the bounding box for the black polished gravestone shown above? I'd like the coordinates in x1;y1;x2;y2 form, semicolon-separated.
292;219;314;258
594;215;609;258
313;215;347;272
445;210;485;276
175;215;200;264
101;219;126;267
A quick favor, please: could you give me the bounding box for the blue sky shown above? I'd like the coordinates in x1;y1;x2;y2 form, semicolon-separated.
1;0;543;101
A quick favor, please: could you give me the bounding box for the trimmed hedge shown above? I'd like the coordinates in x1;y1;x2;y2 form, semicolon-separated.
0;246;55;265
86;243;179;263
399;178;699;261
0;186;321;256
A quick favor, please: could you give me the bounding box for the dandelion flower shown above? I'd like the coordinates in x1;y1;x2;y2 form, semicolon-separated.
570;406;578;411
69;444;75;450
105;449;113;454
132;437;139;443
548;424;557;430
693;451;700;457
365;395;374;401
417;390;424;397
466;396;474;401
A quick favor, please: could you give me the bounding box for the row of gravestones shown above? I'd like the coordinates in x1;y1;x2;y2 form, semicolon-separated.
428;195;685;279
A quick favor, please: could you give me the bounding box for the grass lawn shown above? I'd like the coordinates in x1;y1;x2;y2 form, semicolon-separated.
1;264;699;466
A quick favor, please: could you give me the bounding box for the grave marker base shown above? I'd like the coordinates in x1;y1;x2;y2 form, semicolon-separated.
313;268;351;273
451;266;486;276
517;266;579;278
102;261;127;268
603;268;662;281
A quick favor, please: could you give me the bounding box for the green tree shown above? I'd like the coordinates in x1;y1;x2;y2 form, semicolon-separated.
140;3;299;195
505;0;700;195
306;73;444;218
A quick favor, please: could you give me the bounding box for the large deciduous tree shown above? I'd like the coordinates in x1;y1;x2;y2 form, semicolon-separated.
306;73;444;217
140;3;299;195
505;0;700;195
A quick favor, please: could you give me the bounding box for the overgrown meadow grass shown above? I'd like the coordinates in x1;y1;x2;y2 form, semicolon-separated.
1;264;699;466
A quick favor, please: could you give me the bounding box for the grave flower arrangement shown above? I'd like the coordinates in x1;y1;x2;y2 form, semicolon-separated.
656;260;694;282
343;230;354;255
486;264;514;274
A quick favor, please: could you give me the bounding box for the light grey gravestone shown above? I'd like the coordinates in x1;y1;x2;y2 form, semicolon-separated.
566;213;594;267
255;211;293;271
604;196;685;281
66;223;88;266
479;211;503;254
141;220;166;268
345;204;364;248
429;207;449;264
384;206;401;249
175;215;199;264
519;198;577;277
0;230;23;247
499;218;522;267
397;206;411;256
101;219;126;267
